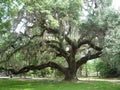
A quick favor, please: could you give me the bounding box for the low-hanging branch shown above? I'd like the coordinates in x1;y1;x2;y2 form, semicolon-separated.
0;61;66;75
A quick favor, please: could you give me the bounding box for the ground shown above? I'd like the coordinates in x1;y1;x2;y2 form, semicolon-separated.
0;77;120;90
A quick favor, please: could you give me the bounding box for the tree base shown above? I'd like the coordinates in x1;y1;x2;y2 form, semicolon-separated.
64;76;78;82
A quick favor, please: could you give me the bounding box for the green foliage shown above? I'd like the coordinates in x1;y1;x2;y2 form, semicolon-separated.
47;15;59;28
96;60;119;78
0;0;22;35
86;61;97;72
101;9;120;78
103;9;120;50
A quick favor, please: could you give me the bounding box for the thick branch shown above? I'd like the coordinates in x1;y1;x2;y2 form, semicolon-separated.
78;40;102;51
45;40;68;58
65;36;73;46
48;44;68;58
0;62;65;75
76;51;102;69
41;26;59;34
45;40;61;46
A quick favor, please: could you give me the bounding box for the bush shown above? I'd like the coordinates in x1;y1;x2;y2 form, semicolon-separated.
96;61;119;78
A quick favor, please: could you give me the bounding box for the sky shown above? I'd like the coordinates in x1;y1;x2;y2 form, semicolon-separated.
112;0;120;10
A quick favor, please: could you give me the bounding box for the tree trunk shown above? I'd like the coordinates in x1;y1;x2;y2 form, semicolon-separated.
64;55;78;81
64;70;78;81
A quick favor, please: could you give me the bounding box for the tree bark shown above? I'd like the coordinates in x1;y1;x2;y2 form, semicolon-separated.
64;68;78;81
64;49;78;81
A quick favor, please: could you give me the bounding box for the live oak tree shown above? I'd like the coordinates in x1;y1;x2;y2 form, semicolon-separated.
0;0;117;81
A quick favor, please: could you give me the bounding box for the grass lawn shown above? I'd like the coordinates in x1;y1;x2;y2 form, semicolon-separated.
0;78;120;90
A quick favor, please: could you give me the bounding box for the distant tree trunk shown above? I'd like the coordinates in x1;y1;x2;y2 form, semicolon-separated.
96;71;99;77
85;64;88;77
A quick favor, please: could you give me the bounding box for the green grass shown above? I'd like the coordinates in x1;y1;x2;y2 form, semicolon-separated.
0;79;120;90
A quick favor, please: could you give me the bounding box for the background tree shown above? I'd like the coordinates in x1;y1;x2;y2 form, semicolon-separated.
96;9;120;77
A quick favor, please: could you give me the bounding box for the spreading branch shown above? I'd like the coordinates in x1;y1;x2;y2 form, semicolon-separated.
45;40;68;58
76;51;102;69
78;40;102;51
41;26;59;34
0;62;65;75
65;36;73;46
